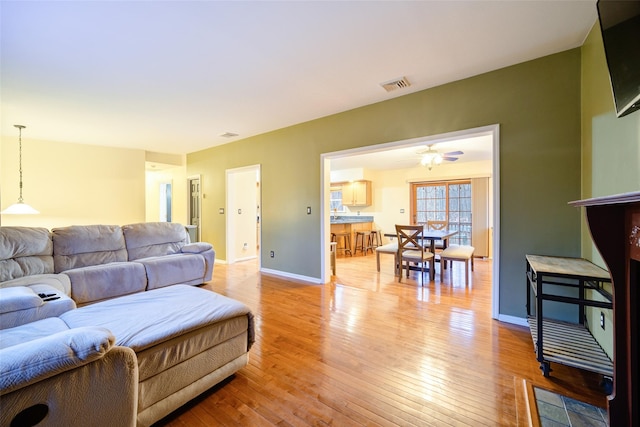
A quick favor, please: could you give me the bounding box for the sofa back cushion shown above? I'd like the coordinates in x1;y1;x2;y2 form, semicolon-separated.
0;227;54;282
52;225;127;273
122;222;187;261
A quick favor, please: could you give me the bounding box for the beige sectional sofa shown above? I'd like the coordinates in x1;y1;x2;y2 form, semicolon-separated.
1;222;215;305
0;223;254;427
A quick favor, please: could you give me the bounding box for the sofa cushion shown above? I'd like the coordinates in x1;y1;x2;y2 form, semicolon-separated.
135;254;205;290
65;262;148;305
0;286;76;330
0;227;54;282
52;225;128;273
122;222;187;261
60;284;254;353
0;324;115;394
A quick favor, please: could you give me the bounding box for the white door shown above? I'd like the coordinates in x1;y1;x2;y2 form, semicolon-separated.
226;165;261;264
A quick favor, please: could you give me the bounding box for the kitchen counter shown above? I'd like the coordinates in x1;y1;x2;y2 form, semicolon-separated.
330;216;373;224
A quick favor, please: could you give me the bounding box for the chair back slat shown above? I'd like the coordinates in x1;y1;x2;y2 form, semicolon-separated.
426;220;448;231
395;225;424;251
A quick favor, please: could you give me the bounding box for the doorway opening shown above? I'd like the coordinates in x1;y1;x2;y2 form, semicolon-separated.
226;165;261;265
187;176;201;242
321;124;500;319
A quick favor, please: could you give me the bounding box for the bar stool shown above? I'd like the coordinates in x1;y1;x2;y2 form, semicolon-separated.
369;229;381;248
332;232;352;256
354;231;373;255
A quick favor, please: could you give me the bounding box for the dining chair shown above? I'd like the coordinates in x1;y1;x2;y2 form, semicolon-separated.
426;220;447;230
395;224;435;283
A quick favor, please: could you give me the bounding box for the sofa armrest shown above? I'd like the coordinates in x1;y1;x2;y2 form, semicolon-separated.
0;326;114;394
0;286;76;329
180;242;212;254
0;273;71;296
0;287;42;314
0;344;138;427
182;244;215;282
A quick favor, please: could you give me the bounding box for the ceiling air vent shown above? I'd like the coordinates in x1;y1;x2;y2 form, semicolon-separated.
219;132;239;138
380;76;411;92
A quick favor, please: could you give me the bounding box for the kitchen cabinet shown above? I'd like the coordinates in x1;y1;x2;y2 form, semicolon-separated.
341;180;372;206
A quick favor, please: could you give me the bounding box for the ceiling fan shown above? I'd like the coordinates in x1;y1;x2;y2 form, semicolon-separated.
417;146;464;170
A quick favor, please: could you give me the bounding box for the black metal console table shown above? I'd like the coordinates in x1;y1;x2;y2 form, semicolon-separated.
525;254;613;378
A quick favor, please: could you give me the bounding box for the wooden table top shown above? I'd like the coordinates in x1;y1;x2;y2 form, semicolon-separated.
526;254;611;280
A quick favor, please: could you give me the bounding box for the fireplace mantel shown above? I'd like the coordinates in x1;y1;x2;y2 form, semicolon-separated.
569;191;640;426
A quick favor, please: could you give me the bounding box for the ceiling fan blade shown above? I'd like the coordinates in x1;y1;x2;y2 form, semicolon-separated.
442;157;459;161
444;150;464;156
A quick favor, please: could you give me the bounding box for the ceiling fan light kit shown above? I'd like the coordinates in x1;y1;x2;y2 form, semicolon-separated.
418;146;463;171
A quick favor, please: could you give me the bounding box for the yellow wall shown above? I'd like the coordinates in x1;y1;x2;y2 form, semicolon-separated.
0;137;146;228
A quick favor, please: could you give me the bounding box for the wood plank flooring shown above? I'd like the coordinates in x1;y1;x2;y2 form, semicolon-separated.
156;254;608;426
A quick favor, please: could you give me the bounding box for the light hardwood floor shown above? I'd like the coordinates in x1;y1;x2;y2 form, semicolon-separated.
157;253;607;426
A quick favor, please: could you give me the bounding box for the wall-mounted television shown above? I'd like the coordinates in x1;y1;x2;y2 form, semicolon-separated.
596;0;640;118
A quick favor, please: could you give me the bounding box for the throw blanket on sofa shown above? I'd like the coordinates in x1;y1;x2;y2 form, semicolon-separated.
60;285;254;352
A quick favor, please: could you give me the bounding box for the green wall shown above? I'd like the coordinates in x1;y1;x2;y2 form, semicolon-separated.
581;22;640;260
580;22;640;358
188;49;583;318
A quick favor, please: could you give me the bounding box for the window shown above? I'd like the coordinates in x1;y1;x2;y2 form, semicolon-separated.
411;180;472;245
330;188;345;213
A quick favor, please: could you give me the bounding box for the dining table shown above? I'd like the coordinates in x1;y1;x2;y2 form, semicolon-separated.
384;227;459;254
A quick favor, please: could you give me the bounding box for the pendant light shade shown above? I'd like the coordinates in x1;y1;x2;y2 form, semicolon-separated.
1;125;39;215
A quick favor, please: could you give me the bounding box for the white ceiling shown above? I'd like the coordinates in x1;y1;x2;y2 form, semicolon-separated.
1;1;597;156
330;133;493;171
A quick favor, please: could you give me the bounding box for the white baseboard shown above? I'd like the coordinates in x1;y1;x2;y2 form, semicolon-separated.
497;314;528;327
259;268;322;285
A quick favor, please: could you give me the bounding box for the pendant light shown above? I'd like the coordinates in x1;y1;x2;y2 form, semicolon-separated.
1;125;39;214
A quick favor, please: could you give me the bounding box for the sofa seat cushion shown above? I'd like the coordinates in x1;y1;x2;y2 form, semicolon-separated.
0;320;115;394
60;284;254;379
61;285;253;351
0;285;76;330
65;262;147;305
135;254;205;290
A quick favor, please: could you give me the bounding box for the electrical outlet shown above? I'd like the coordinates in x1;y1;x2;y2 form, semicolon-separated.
600;312;605;330
269;251;275;258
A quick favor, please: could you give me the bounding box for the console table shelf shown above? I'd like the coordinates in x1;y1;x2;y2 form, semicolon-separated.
526;317;613;377
525;254;612;378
